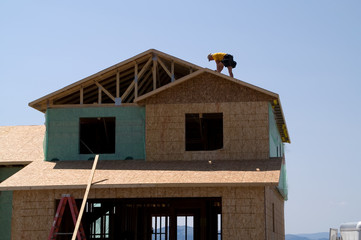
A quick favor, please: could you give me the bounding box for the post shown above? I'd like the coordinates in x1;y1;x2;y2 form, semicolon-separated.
71;154;99;240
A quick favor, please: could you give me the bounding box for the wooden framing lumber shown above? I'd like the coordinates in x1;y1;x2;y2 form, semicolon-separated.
71;154;99;240
48;103;137;109
157;58;172;78
138;69;153;95
171;60;175;82
80;86;83;104
121;81;135;103
94;81;115;102
153;56;157;90
134;63;138;99
116;71;120;98
122;58;153;102
137;57;152;80
29;49;202;111
98;87;102;104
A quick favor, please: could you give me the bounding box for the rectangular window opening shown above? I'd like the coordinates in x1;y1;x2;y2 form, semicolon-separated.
79;117;116;154
185;113;223;151
58;198;221;239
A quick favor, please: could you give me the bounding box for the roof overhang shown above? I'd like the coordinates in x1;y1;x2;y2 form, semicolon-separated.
0;158;283;191
0;125;45;165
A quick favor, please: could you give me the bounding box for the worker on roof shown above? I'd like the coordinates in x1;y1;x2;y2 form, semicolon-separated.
207;52;237;78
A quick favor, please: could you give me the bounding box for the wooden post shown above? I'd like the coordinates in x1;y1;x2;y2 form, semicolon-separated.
98;87;102;104
153;55;157;90
95;81;115;102
134;63;138;99
116;70;120;98
171;60;175;82
71;154;99;240
80;86;84;105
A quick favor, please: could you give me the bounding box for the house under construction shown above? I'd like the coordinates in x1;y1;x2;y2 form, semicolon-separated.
0;49;290;240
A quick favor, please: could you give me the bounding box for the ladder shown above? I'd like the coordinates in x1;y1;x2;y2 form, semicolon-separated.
48;194;87;240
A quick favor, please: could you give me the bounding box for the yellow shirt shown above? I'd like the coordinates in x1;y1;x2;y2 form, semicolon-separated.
212;52;227;61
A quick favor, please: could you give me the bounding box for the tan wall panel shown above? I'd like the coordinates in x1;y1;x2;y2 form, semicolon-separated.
140;72;275;105
11;186;271;240
146;102;270;161
265;186;285;240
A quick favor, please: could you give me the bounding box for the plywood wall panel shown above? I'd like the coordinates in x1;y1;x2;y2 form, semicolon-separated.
11;186;277;240
146;102;270;161
140;72;275;105
265;186;285;240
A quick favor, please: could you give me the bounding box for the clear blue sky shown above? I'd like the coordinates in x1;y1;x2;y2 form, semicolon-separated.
1;0;360;234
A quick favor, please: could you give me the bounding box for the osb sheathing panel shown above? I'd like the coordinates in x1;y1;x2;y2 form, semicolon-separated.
0;125;45;164
146;101;269;161
11;186;268;240
0;158;282;190
139;72;275;104
265;186;285;240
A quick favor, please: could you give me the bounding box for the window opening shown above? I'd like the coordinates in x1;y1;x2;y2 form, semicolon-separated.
152;215;169;240
177;215;194;240
79;198;220;239
185;113;223;151
79;117;115;154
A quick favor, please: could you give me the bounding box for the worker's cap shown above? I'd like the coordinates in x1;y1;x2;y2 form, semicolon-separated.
208;53;213;61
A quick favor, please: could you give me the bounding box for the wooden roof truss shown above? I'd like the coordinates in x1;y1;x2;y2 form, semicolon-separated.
30;50;200;112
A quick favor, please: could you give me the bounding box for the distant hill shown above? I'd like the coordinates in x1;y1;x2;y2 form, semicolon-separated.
153;228;328;240
153;226;194;240
286;232;329;240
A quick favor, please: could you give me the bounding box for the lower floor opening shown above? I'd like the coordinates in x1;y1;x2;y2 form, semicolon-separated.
58;197;221;240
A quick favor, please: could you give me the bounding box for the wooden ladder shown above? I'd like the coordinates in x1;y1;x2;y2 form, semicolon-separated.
48;194;87;240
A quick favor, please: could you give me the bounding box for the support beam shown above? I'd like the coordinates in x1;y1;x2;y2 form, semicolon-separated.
94;81;115;102
171;60;175;82
116;71;120;98
80;86;83;104
98;87;102;104
134;62;138;99
153;56;157;90
157;58;172;78
121;81;135;103
137;57;153;80
121;57;155;102
137;70;153;96
71;155;99;240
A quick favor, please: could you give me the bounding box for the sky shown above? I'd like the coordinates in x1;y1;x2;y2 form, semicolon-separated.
1;0;361;234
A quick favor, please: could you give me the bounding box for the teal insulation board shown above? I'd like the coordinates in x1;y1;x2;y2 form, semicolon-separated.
0;166;23;240
268;103;288;200
45;106;145;161
268;103;284;158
